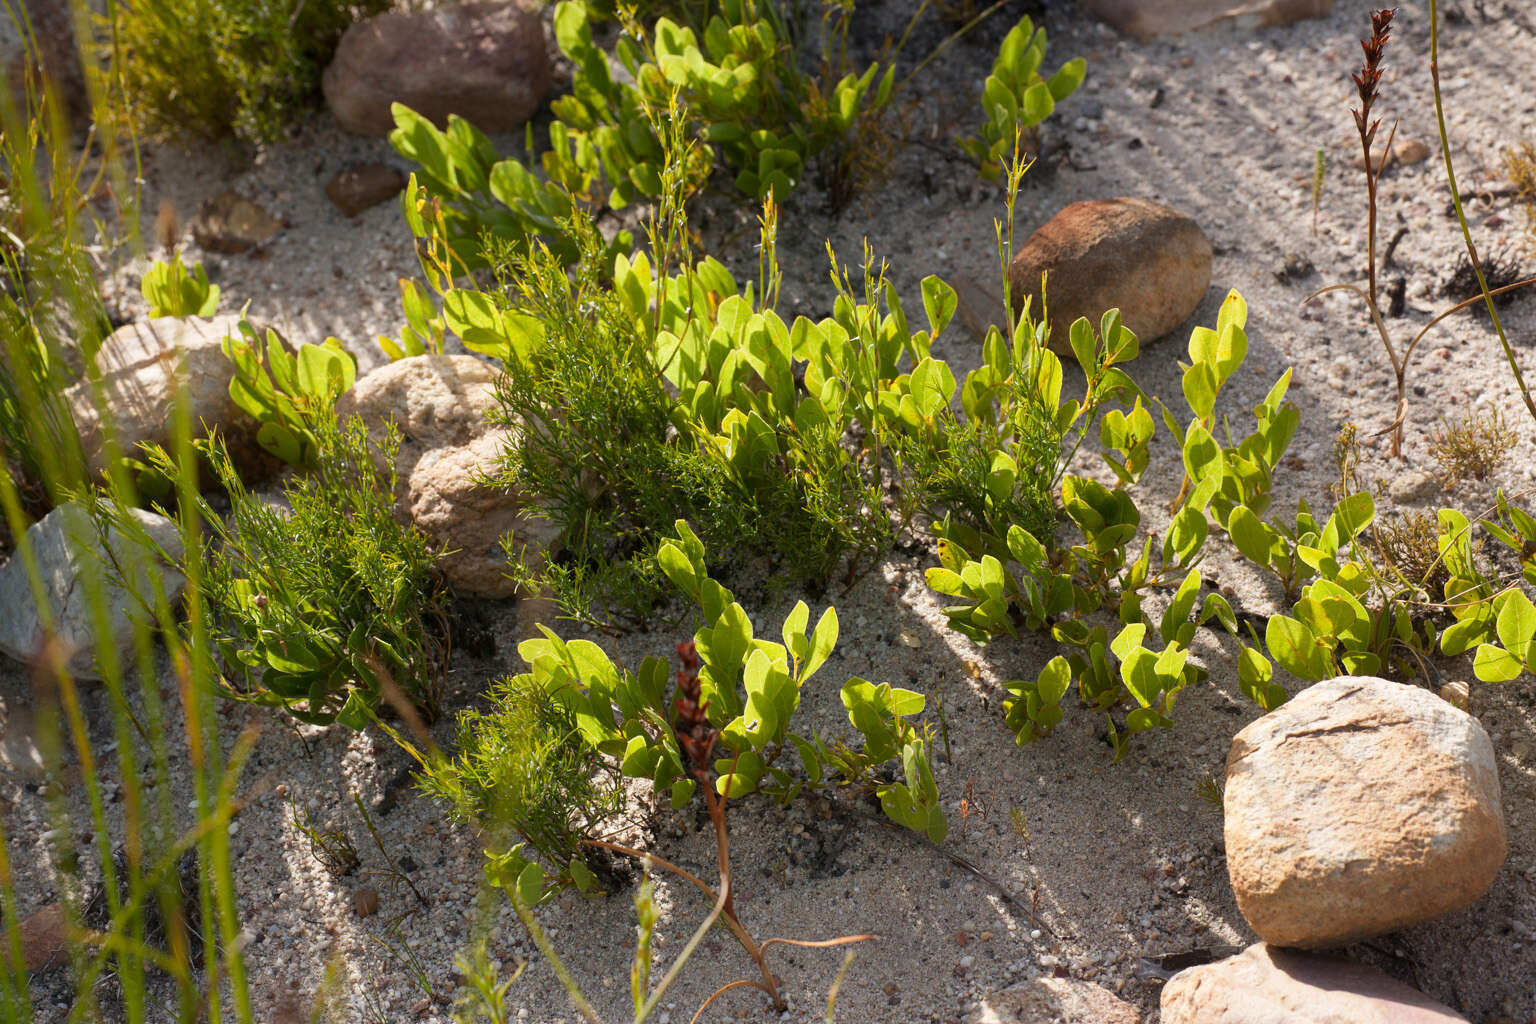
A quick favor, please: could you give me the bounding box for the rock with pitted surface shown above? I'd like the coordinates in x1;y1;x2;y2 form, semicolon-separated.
322;1;549;137
65;314;259;474
1008;197;1211;352
0;503;185;681
1161;943;1469;1024
1224;675;1505;948
335;354;559;598
968;977;1141;1023
190;190;283;253
1082;0;1333;41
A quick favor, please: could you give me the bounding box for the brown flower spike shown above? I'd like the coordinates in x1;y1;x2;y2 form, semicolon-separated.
671;642;717;785
1352;8;1396;157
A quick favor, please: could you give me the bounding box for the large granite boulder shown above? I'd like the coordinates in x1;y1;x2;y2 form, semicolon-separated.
1224;676;1505;948
334;354;559;598
322;1;549;136
0;503;184;680
1008;198;1211;353
1162;943;1468;1024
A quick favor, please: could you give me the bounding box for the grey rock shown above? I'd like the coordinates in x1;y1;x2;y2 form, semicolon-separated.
0;504;184;681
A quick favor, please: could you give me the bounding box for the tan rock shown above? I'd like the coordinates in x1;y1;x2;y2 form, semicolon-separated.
1008;198;1211;353
1350;137;1436;173
19;902;70;973
1162;943;1469;1023
1082;0;1333;41
190;190;282;253
408;431;560;598
1395;137;1433;166
336;354;557;598
969;976;1141;1023
66;315;260;473
1224;676;1505;948
326;162;407;218
353;887;380;918
338;352;498;449
322;0;549;137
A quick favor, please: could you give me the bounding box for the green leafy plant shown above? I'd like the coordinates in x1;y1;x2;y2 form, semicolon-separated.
391;0;1052;271
927;289;1299;754
158;416;447;728
220;316;356;466
413;521;943;899
450;135;1065;624
417;523;923;1020
483;191;910;621
140;254;220;318
0;49;257;1022
959;14;1084;181
112;0;390;144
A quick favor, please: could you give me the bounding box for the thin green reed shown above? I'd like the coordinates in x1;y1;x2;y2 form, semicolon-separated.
0;3;254;1020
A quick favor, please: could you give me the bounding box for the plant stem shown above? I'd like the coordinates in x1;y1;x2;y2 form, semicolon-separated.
508;888;602;1024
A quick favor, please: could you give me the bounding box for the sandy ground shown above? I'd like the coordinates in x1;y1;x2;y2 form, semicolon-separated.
4;0;1536;1021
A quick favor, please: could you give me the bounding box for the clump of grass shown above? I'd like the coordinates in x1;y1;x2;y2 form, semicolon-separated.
1443;245;1526;313
113;0;390;145
1376;509;1451;594
289;801;361;877
1196;774;1223;811
1430;406;1518;485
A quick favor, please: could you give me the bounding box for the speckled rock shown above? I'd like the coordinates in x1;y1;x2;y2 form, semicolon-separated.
1008;198;1211;352
1082;0;1333;41
334;354;558;598
322;0;549;136
969;977;1141;1023
0;503;184;681
1224;676;1505;948
65;315;259;473
1162;943;1469;1023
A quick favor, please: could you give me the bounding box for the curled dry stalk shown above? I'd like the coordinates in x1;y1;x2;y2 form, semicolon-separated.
1313;7;1536;457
